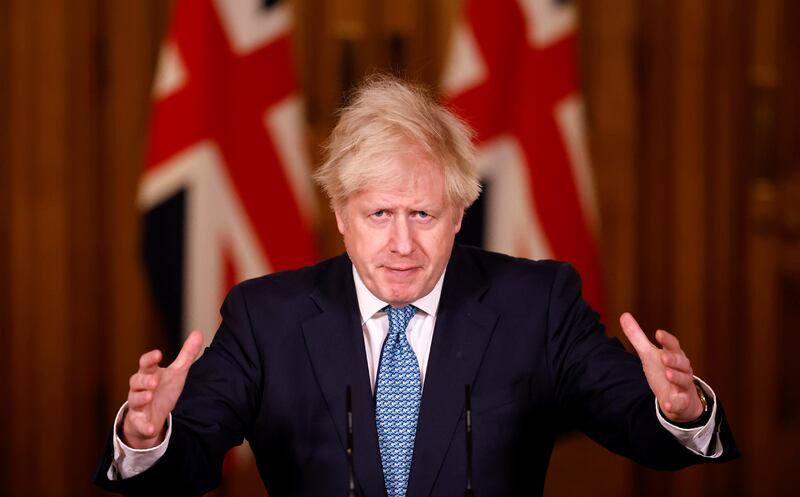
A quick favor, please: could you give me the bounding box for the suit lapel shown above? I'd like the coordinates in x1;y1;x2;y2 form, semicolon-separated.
406;247;499;497
301;256;386;497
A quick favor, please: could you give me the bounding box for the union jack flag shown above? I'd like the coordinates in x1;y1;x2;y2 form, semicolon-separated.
444;0;603;312
139;0;316;354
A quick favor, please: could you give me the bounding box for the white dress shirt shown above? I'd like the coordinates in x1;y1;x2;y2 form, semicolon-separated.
109;266;722;480
355;266;443;392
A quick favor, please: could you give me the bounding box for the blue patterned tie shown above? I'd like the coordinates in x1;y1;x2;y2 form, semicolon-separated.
375;305;420;497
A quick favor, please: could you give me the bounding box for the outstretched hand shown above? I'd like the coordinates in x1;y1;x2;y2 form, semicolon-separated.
619;313;704;423
122;331;204;449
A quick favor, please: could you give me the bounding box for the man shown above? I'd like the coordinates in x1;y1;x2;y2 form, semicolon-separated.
95;75;738;496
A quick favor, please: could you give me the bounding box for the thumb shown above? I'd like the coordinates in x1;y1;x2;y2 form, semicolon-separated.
170;330;204;370
619;312;655;356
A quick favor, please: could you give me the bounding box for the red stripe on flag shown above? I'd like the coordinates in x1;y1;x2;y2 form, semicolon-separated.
446;0;604;312
144;0;315;272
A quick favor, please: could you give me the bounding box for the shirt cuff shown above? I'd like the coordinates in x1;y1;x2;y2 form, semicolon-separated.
655;376;723;458
106;402;172;480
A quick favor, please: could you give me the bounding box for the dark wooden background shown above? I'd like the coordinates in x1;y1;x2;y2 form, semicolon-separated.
1;0;798;496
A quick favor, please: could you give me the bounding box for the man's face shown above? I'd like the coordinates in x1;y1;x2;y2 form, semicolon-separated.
335;150;463;306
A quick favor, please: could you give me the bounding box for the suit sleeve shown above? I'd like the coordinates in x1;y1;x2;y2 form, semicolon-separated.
94;284;261;496
545;263;738;469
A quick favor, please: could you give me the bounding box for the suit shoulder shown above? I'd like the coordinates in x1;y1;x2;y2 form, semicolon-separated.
233;254;347;301
457;245;573;285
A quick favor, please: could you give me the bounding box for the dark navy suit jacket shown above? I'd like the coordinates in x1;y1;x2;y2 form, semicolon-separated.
95;245;738;496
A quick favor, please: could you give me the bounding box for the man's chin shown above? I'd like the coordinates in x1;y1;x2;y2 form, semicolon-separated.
378;283;424;306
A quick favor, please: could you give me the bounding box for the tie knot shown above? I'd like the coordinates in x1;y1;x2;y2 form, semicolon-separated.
385;305;416;336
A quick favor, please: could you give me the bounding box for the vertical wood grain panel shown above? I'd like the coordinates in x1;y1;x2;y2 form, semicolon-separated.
633;0;755;495
34;0;71;494
634;10;675;490
434;0;461;90
744;2;782;492
635;0;676;381
105;0;168;412
670;0;709;371
704;1;749;495
66;0;111;494
746;181;779;496
670;1;710;492
5;0;78;493
580;0;639;339
743;3;782;494
8;0;42;493
295;0;339;260
400;0;435;82
776;0;800;179
0;0;13;493
745;0;800;495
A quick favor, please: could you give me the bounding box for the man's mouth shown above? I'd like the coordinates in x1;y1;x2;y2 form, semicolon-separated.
382;266;422;278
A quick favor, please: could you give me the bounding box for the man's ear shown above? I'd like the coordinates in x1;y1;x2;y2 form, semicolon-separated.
454;208;464;233
334;204;347;235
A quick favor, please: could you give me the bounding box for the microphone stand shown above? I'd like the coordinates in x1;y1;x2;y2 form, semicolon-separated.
346;385;356;497
465;384;474;497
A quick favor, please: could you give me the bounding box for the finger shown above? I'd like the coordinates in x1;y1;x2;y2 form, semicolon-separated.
655;329;682;352
129;373;159;392
619;312;655;355
170;330;204;370
662;399;684;417
661;391;689;416
123;410;160;442
665;368;694;388
128;390;153;408
138;349;163;373
661;351;692;374
134;421;159;439
668;390;693;414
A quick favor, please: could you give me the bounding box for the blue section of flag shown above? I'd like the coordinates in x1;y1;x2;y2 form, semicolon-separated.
456;180;489;248
142;189;186;357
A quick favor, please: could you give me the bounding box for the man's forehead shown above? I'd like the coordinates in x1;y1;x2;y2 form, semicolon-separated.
362;141;440;169
349;186;442;207
352;152;443;183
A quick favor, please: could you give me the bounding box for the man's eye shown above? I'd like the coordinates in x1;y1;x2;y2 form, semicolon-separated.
416;211;429;219
372;210;386;218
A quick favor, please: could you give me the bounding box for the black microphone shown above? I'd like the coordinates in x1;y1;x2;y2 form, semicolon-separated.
465;384;474;497
346;385;356;497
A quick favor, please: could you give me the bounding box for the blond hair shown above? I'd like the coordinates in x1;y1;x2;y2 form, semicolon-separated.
314;74;481;210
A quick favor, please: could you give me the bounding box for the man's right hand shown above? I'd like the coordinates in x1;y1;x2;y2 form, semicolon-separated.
122;330;204;449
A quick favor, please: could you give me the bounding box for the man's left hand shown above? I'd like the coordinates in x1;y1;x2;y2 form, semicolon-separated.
619;312;704;423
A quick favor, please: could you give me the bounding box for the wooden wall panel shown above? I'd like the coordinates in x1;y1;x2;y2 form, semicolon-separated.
581;0;639;333
670;0;710;374
103;0;169;418
745;0;800;494
634;4;678;434
0;0;11;494
1;0;167;495
7;0;37;484
631;0;753;495
633;0;679;486
6;0;72;493
669;3;711;494
746;180;781;496
65;1;111;493
703;1;749;495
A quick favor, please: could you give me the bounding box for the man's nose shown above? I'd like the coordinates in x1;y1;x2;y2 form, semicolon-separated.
389;216;414;255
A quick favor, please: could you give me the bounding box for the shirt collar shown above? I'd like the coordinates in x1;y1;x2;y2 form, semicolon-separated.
352;265;446;324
